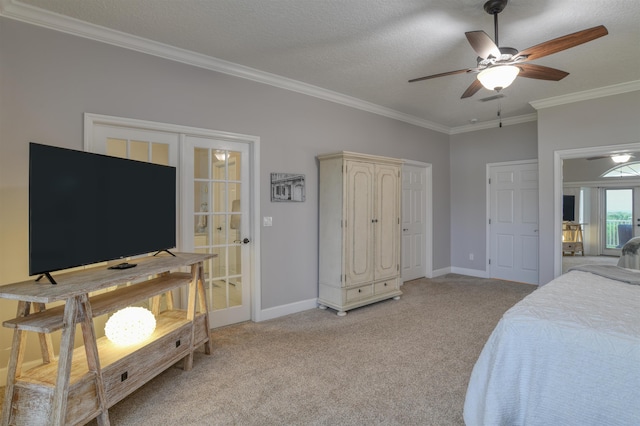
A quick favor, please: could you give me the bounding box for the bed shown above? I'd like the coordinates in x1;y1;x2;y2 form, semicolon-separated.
463;265;640;426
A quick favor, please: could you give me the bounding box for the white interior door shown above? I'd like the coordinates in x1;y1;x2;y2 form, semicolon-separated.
182;136;251;328
401;164;426;281
489;161;539;285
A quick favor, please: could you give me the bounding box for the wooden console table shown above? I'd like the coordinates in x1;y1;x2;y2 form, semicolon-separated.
562;222;584;256
0;252;213;426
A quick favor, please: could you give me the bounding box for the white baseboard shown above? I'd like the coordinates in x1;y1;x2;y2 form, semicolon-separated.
450;267;489;278
428;267;451;278
256;298;318;322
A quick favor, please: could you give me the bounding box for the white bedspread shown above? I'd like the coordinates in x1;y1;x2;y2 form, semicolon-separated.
463;270;640;426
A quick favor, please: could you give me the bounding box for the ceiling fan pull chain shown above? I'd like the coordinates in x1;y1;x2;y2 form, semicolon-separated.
497;99;503;128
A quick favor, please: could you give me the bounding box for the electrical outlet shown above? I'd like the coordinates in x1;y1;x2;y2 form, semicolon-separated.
263;216;273;227
469;253;474;261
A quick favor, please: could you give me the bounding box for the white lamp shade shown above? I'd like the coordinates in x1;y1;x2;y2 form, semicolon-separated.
477;66;520;91
105;307;156;346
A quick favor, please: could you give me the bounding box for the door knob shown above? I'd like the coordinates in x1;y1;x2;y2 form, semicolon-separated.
234;238;250;244
403;228;409;231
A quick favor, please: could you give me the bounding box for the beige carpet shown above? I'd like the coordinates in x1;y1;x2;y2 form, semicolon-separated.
2;275;535;425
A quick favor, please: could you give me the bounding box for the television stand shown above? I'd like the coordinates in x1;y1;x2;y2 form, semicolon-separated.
0;252;213;426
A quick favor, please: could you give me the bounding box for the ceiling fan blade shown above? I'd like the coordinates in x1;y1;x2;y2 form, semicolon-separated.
465;31;501;59
518;25;608;62
408;68;476;83
517;63;569;81
461;79;483;99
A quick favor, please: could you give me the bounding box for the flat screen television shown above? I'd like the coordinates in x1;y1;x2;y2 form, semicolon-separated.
563;195;575;222
29;143;177;281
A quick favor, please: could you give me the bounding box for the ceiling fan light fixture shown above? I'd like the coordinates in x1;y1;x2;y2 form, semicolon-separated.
477;65;520;91
611;154;631;163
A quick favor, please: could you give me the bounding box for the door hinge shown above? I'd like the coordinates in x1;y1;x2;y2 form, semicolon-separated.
489;218;492;225
488;178;491;184
488;259;491;265
398;218;400;224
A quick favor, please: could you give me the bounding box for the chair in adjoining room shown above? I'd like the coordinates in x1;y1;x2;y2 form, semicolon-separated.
617;224;633;248
618;236;640;269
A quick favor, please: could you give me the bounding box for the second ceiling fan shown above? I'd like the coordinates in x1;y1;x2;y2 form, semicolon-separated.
409;0;608;98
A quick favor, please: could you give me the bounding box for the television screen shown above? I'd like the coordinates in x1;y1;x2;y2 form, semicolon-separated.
29;142;177;276
563;195;575;222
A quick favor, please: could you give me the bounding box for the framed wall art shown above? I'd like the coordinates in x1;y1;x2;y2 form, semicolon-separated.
271;173;306;202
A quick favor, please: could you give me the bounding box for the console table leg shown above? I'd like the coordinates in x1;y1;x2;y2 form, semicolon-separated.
1;301;29;426
50;296;79;426
184;264;199;371
78;294;110;426
34;302;55;363
197;263;212;355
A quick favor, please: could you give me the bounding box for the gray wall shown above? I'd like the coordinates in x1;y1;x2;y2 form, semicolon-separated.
0;19;450;366
538;91;640;284
449;121;538;272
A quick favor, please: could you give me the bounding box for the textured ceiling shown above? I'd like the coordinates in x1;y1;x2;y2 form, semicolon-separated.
5;0;640;130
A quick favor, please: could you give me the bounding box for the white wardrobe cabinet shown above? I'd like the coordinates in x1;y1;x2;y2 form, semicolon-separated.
318;152;402;316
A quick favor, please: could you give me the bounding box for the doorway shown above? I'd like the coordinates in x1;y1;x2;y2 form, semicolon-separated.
554;142;640;278
84;113;260;327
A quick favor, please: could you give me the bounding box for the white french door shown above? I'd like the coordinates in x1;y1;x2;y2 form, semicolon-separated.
488;161;539;285
182;137;251;328
85;114;256;328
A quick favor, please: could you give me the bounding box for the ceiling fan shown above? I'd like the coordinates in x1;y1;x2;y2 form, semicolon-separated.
409;0;608;98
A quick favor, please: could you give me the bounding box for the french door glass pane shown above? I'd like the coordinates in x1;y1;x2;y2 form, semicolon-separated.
229;278;242;307
106;138;127;157
212;182;226;213
194;148;209;179
130;140;148;161
151;143;169;165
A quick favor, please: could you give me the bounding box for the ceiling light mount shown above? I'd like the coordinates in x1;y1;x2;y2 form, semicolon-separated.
483;0;508;15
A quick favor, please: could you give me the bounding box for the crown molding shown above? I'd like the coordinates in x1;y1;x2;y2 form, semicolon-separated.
449;113;538;135
0;0;450;134
530;80;640;110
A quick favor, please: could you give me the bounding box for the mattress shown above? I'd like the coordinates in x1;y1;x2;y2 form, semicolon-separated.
463;268;640;426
